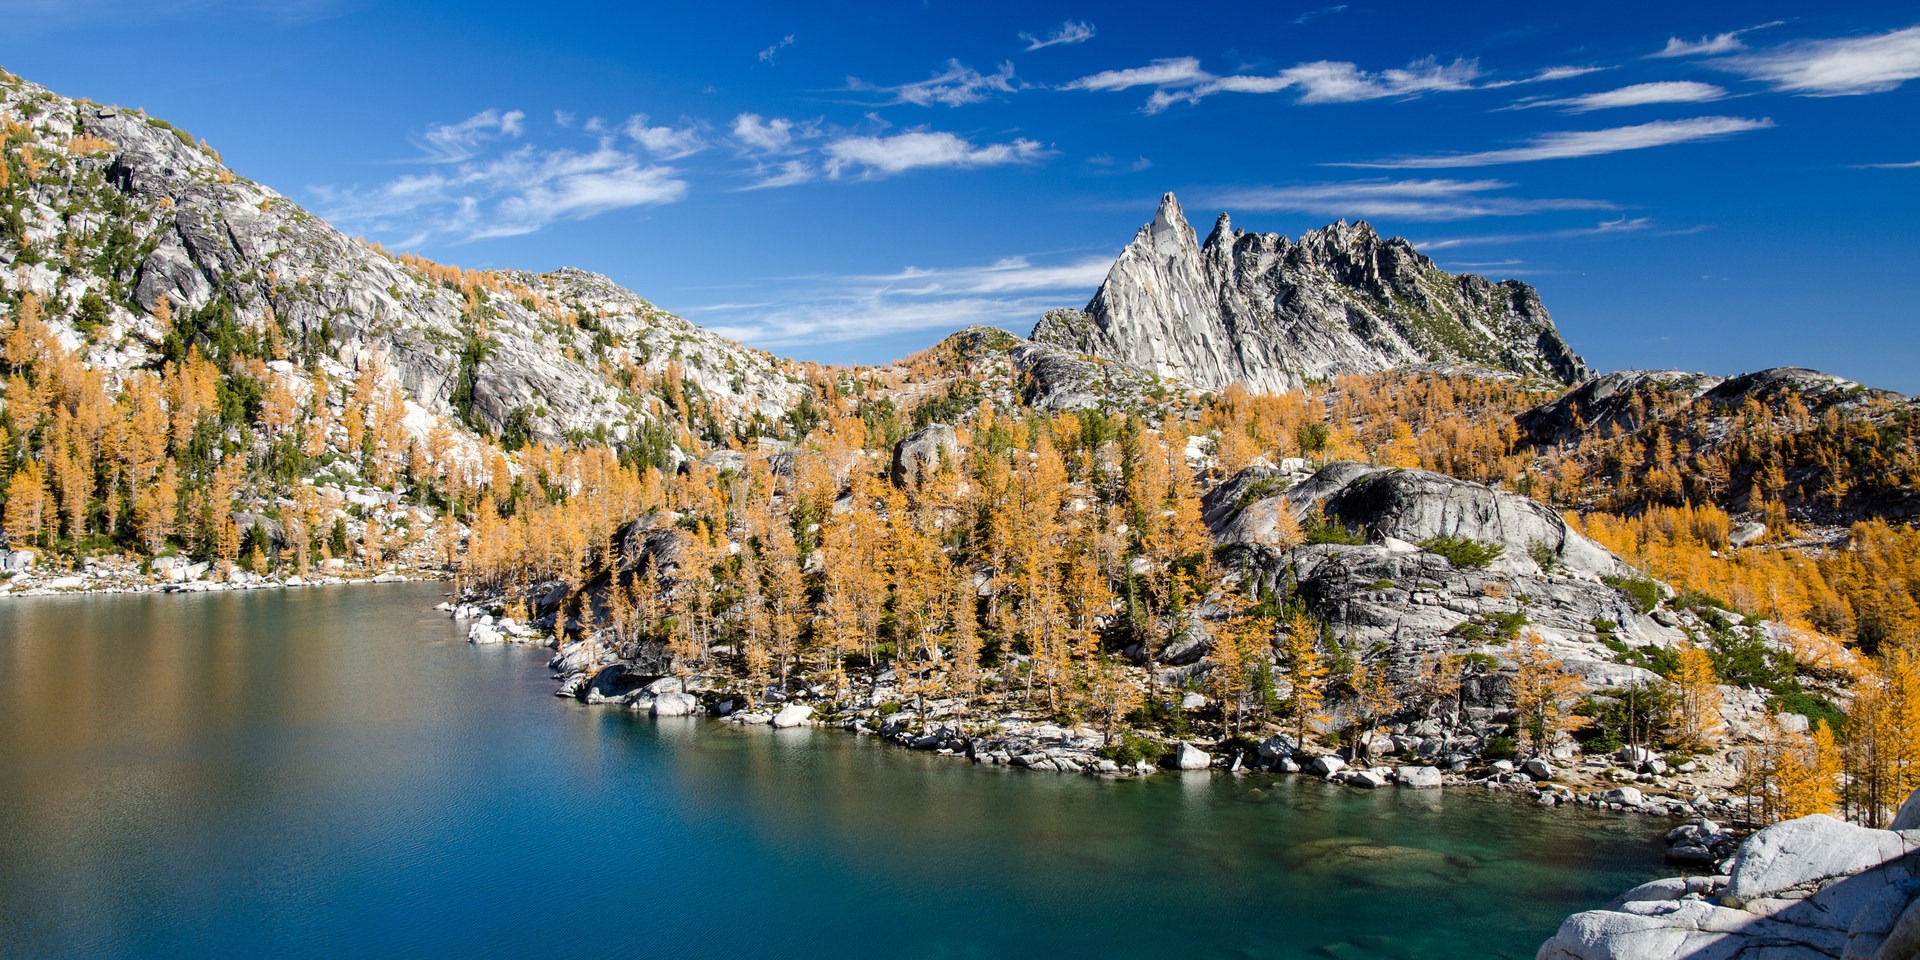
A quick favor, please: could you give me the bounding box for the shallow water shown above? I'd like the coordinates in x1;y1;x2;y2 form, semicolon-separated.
0;583;1661;959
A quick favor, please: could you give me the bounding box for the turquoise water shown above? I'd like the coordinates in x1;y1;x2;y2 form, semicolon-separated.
0;583;1659;959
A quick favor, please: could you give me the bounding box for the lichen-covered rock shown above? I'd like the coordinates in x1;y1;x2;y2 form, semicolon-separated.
1031;193;1586;395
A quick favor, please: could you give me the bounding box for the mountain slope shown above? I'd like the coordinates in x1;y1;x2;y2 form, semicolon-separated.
1032;193;1587;393
0;68;804;454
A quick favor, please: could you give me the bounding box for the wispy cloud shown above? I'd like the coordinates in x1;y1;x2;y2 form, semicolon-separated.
1019;21;1094;52
1851;159;1920;169
731;113;818;153
1068;54;1483;112
1061;57;1211;92
622;114;705;159
1203;178;1618;222
416;109;525;163
690;255;1109;347
1340;116;1774;168
1650;21;1783;59
1715;25;1920;96
850;60;1020;107
740;159;817;190
758;33;795;64
1507;81;1727;113
315;139;686;243
1148;56;1480;111
1291;5;1347;25
1085;155;1153;175
1416;216;1657;250
821;131;1048;178
1525;65;1612;82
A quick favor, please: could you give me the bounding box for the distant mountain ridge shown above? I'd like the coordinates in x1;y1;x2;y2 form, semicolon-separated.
1031;193;1587;393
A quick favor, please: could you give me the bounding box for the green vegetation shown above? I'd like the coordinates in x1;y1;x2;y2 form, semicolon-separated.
1419;535;1503;569
1603;574;1662;614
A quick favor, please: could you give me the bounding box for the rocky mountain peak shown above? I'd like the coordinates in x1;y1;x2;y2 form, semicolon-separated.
1032;193;1587;393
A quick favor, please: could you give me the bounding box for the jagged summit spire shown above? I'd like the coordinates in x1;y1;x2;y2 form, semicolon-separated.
1030;193;1588;393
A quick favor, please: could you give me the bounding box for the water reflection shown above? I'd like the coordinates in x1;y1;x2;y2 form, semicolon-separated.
0;584;1660;960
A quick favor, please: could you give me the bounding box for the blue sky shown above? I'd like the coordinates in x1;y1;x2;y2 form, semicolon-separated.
5;1;1919;390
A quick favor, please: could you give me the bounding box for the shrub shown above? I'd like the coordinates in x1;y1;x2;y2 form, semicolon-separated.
1304;512;1365;545
1484;735;1518;760
1233;475;1289;509
1765;691;1846;735
1100;730;1158;767
1603;574;1663;614
1419;535;1504;569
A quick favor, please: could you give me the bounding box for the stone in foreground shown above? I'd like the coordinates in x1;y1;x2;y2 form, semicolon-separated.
1538;794;1920;960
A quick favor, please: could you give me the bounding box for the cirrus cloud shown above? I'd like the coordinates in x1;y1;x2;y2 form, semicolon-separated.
1715;25;1920;96
1202;178;1619;222
1339;116;1775;168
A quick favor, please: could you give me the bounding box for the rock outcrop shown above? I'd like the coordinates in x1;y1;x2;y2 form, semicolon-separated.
1539;798;1920;960
1203;463;1689;726
1031;193;1586;394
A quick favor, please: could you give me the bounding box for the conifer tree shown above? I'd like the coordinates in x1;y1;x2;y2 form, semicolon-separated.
1669;642;1725;751
1282;608;1328;748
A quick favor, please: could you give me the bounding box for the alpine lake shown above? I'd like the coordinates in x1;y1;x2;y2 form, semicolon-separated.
0;582;1662;959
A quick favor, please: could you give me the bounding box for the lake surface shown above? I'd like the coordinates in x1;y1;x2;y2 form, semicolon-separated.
0;583;1661;959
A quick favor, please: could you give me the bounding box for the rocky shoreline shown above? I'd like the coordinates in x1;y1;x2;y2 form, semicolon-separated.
0;551;444;599
451;601;1753;852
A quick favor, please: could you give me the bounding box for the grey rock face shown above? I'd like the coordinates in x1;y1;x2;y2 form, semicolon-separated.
1312;466;1621;579
1538;798;1920;960
1207;463;1680;722
1032;194;1586;394
891;424;959;488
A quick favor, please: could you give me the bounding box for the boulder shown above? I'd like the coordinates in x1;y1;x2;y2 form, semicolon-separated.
1343;769;1390;789
1601;787;1645;808
771;704;813;729
1894;790;1920;831
1174;742;1212;771
650;691;698;717
890;424;958;489
1257;734;1299;763
1524;759;1557;781
1539;790;1920;960
1397;765;1443;789
1309;755;1347;777
1722;815;1915;907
